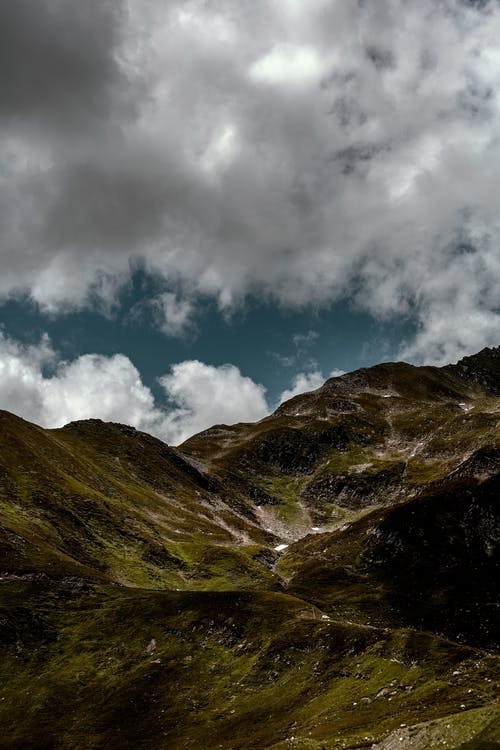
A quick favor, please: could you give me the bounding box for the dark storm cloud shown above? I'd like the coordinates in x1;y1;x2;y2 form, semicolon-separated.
41;157;176;251
0;0;126;127
2;0;500;363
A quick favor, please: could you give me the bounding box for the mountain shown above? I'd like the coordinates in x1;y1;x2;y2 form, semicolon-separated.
0;347;499;749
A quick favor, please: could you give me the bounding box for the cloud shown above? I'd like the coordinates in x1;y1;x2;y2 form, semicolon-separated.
0;0;126;127
271;329;320;369
0;331;158;429
0;332;351;440
2;1;500;360
292;330;319;351
152;292;195;338
278;367;344;403
249;44;325;87
158;360;269;443
278;371;325;403
0;332;269;444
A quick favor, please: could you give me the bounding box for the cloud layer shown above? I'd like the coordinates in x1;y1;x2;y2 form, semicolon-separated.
0;332;273;444
2;1;500;361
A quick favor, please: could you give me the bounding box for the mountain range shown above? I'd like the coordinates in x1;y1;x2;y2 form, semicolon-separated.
1;346;499;749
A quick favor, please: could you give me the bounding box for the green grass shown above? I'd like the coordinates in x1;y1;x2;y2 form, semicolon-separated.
2;355;500;750
1;581;498;750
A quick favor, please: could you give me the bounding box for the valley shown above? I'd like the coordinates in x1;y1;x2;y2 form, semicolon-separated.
1;348;499;748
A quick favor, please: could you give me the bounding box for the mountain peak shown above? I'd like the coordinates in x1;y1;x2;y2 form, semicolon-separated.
1;345;500;749
274;358;475;420
444;344;500;394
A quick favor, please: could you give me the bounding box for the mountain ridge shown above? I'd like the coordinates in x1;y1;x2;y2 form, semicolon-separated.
0;346;499;748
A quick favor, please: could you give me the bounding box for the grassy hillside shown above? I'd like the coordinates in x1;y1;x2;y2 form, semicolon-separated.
1;580;498;750
181;355;500;542
0;411;277;590
1;348;500;748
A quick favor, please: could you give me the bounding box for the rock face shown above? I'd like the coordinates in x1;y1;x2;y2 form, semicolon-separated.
182;346;500;533
1;346;500;749
445;344;500;394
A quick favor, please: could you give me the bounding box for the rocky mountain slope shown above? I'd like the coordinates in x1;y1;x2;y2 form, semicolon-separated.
0;347;499;749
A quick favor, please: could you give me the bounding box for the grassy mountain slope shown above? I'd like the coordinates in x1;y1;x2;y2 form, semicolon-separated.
1;347;500;748
181;356;500;540
1;580;498;750
0;410;278;590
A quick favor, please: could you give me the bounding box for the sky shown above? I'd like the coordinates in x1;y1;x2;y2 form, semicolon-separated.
1;0;500;444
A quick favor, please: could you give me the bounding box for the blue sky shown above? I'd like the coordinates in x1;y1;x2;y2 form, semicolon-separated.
1;0;500;442
0;271;415;406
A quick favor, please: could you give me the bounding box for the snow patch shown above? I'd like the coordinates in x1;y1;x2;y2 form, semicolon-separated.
274;544;289;552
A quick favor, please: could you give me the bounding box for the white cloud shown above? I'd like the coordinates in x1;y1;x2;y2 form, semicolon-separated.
0;332;353;441
398;305;500;366
328;368;346;379
279;371;325;403
278;367;344;404
249;44;325;87
0;331;158;429
153;292;195;338
3;1;500;360
201;123;239;177
158;360;269;444
0;333;269;445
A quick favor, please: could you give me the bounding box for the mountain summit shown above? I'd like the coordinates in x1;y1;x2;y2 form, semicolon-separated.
446;344;500;394
1;348;499;749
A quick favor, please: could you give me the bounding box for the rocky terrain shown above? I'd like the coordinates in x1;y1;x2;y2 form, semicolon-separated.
0;347;499;748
